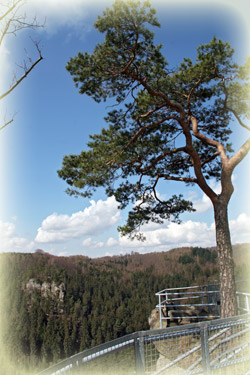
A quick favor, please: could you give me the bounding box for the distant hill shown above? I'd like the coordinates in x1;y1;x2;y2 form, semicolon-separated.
0;243;249;374
15;242;249;283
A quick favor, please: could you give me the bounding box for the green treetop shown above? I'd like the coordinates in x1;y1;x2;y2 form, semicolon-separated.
58;0;250;318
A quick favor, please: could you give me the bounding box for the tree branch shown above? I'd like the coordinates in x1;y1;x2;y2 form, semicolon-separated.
0;41;43;101
228;136;250;171
0;1;44;130
131;114;180;144
200;151;220;167
0;117;14;131
152;175;164;204
137;146;186;174
187;78;202;115
190;115;229;165
136;75;186;119
226;105;250;132
160;174;198;184
181;115;218;202
0;0;28;47
114;49;186;120
0;0;22;22
136;103;166;124
221;77;250;132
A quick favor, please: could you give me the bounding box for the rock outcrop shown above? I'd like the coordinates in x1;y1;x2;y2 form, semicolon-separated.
25;278;65;302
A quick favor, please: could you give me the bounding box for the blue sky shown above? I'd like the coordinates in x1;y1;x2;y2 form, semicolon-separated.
0;0;250;258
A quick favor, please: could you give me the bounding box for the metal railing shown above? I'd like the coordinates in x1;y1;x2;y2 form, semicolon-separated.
155;283;250;329
237;291;250;314
37;314;250;375
155;284;220;328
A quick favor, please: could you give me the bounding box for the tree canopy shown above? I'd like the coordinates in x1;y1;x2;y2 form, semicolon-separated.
59;0;250;237
58;0;250;317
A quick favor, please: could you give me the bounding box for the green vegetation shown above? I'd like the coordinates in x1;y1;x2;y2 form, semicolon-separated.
0;244;248;374
0;245;230;374
178;254;193;265
191;247;217;265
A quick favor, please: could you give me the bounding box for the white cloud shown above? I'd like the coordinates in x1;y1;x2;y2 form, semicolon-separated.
25;0;99;37
82;236;119;251
119;211;250;252
106;237;119;247
35;196;121;243
58;251;69;257
0;220;15;238
105;252;112;257
188;180;221;213
1;211;249;256
192;192;212;213
0;220;34;252
187;175;239;214
82;237;92;247
82;237;104;248
0;40;11;92
119;219;215;250
94;241;104;248
230;213;250;243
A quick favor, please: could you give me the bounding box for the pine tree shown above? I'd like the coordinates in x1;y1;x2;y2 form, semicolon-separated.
58;0;250;317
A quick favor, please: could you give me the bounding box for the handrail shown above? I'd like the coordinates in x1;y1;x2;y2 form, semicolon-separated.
37;332;138;375
36;314;250;375
155;283;250;328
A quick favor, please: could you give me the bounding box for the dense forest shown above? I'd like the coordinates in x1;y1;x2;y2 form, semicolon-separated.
0;244;249;374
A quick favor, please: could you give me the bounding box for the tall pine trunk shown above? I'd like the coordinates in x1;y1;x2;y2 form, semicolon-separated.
213;198;237;318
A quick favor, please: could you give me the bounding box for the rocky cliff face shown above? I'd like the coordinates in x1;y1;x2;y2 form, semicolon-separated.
25;278;65;302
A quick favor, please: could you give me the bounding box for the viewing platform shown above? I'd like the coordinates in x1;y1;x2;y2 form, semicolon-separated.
155;281;250;328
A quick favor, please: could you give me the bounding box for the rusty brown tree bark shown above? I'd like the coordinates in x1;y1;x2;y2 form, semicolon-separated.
214;199;237;317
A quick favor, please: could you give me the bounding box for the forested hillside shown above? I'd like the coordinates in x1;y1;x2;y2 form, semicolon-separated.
0;244;249;374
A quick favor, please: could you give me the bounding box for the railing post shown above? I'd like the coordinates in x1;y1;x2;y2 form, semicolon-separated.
201;286;204;305
237;294;240;314
246;294;249;312
134;334;145;374
200;324;211;374
158;293;163;328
